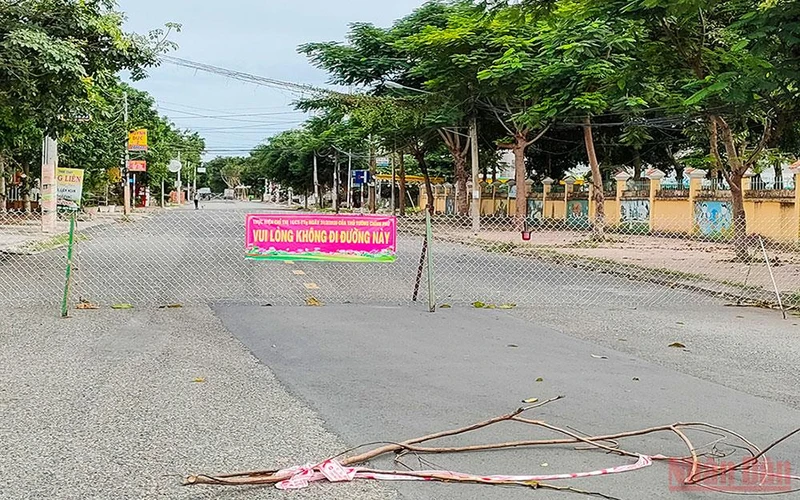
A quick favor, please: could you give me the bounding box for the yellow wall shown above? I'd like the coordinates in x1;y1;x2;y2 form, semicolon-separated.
745;200;797;243
545;199;566;219
604;200;620;225
420;189;797;243
652;199;693;233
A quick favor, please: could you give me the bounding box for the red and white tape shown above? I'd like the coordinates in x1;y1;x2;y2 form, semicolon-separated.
275;455;653;490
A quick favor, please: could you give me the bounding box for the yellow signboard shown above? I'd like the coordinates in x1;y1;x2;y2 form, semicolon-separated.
108;167;121;183
56;168;85;209
128;129;148;151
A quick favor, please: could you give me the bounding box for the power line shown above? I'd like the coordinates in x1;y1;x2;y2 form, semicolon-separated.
160;56;340;96
157;100;300;113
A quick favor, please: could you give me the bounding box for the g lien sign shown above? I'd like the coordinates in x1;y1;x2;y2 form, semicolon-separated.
56;168;85;211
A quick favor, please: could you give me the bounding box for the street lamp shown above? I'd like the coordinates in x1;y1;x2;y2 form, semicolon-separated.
384;81;431;93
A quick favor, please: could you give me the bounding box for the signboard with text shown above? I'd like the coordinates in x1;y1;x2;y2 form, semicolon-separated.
246;214;397;262
127;160;147;172
128;129;148;151
56;168;85;210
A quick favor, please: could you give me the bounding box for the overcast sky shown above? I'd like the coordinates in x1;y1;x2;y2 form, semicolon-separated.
118;0;426;158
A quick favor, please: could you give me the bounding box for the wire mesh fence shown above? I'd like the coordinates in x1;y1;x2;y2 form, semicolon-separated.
0;202;798;314
429;214;799;311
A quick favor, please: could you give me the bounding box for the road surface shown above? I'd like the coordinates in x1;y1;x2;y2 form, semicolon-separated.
2;202;799;499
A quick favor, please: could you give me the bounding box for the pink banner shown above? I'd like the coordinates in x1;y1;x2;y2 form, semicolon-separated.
246;214;397;262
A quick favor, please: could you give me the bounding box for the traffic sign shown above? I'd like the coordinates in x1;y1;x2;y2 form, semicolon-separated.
352;170;371;186
168;159;182;173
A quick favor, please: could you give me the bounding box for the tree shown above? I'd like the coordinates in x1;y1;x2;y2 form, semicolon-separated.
0;0;181;210
594;0;796;257
300;1;479;215
405;5;552;221
0;0;173;136
58;82;205;206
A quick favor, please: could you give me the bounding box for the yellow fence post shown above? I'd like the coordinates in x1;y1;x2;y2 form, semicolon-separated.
542;177;553;219
646;168;665;232
791;163;800;242
564;176;575;222
688;168;707;233
614;171;630;200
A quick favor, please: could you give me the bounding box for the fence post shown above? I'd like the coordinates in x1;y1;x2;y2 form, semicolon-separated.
542;178;553;219
646;169;665;232
614;172;630;200
688;168;707;232
563;177;574;221
425;210;436;313
60;212;77;317
790;163;800;242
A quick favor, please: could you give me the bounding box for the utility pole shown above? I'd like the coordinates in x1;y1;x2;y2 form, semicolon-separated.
368;135;377;213
470;116;480;234
192;161;197;202
333;149;340;213
313;152;320;209
123;91;131;216
391;148;396;216
177;151;182;205
41;136;57;233
347;151;353;209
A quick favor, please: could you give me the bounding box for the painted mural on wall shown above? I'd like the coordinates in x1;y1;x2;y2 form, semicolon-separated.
621;200;650;222
566;200;589;228
620;200;651;233
527;199;543;223
445;196;455;215
694;201;733;239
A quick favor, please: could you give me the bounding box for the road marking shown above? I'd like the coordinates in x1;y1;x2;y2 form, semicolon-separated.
284;261;295;265
293;270;306;276
304;283;320;290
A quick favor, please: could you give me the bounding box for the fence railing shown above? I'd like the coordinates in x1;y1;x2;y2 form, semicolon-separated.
702;179;730;191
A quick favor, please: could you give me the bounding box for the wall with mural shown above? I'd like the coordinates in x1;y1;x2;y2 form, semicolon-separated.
694;201;733;238
527;199;543;223
566;200;589;228
620;200;651;231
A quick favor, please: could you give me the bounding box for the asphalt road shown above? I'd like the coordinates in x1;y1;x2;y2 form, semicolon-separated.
215;303;800;500
0;305;395;500
3;203;800;499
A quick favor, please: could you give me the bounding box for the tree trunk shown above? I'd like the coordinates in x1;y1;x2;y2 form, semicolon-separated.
512;134;527;225
714;116;749;261
23;162;31;213
454;151;469;216
774;160;784;190
729;171;748;260
440;129;470;216
583;116;606;238
398;152;406;216
633;148;642;180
